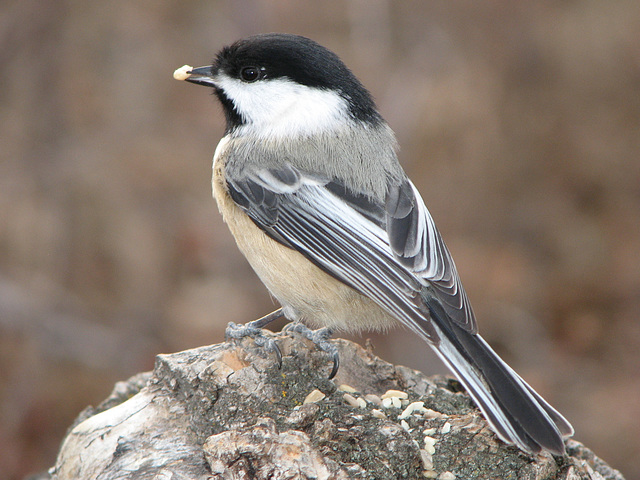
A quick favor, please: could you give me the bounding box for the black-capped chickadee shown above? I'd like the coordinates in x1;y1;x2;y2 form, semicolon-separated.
174;33;573;455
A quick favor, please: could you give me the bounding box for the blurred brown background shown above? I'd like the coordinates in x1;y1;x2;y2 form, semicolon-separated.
1;1;639;478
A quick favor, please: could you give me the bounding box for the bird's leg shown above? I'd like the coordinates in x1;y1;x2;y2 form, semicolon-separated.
225;308;285;367
284;323;339;379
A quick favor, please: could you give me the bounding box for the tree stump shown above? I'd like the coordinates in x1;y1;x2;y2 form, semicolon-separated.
43;331;624;480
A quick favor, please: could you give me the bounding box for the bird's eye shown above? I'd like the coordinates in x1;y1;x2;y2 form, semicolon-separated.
240;66;261;82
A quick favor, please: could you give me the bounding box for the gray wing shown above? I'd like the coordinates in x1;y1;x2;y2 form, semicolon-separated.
227;164;476;341
386;179;476;332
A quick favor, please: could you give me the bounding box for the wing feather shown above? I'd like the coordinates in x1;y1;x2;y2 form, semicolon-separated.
386;180;476;332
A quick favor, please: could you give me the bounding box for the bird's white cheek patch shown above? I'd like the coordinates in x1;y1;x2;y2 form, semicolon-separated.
216;76;350;138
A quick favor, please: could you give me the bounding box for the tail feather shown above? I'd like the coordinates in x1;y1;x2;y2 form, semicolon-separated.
520;376;574;438
425;299;573;455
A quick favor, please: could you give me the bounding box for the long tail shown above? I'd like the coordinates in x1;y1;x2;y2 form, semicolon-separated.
425;299;574;455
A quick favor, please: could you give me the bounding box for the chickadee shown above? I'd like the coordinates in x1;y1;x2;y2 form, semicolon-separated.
174;33;573;455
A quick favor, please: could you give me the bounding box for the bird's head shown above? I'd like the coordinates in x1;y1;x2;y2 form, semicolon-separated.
175;33;382;139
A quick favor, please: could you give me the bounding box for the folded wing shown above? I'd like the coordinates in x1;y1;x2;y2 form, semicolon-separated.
227;163;474;341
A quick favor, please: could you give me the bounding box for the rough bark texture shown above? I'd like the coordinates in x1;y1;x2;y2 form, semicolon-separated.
42;332;624;480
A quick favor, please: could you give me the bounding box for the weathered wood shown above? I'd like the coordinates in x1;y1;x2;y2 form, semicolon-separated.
45;331;624;480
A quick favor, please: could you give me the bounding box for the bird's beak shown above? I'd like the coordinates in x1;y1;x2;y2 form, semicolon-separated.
173;65;217;87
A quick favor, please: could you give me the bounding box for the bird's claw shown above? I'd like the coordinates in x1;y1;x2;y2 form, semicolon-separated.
225;320;283;368
284;323;340;379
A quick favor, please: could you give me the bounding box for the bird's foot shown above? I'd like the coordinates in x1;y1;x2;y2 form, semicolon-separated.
225;309;284;368
284;323;339;379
